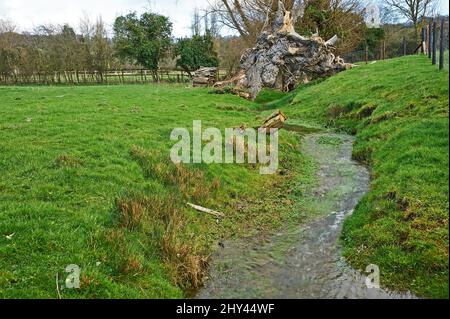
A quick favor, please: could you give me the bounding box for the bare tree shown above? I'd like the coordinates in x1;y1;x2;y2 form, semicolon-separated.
79;14;95;40
297;0;365;55
0;18;16;33
191;9;202;36
209;0;364;51
209;0;304;44
385;0;438;42
209;12;220;36
91;17;112;77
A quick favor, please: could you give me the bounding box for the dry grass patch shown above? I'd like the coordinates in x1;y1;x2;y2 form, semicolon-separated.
54;154;82;168
113;193;209;289
130;145;219;202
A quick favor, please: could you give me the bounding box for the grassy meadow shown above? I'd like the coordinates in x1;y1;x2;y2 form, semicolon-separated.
0;54;448;299
0;84;313;298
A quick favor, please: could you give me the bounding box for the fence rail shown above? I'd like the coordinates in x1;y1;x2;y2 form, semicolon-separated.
0;68;230;86
343;19;448;69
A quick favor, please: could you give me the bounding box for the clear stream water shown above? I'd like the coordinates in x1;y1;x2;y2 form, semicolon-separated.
197;132;416;299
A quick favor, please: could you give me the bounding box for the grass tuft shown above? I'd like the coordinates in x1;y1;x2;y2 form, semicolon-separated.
54;154;83;168
113;192;209;289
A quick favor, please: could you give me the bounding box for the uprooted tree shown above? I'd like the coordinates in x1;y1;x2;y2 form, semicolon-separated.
214;1;352;100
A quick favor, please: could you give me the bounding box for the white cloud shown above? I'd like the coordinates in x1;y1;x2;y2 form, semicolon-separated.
0;1;9;16
0;0;208;37
1;0;448;37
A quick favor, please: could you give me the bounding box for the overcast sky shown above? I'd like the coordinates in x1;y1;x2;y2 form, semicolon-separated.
1;0;449;37
0;0;209;37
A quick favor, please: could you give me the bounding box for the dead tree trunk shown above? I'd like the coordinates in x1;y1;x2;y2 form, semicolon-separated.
214;1;351;100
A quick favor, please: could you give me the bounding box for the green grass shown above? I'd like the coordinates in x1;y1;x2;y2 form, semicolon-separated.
268;55;449;298
0;84;312;298
1;54;448;299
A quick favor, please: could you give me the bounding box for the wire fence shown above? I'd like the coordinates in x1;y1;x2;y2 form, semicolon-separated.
343;19;449;70
426;19;449;70
0;68;230;86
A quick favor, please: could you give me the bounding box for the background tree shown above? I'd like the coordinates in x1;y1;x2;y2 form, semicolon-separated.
296;0;366;54
0;18;16;33
113;12;173;80
191;9;202;36
210;0;365;51
385;0;438;42
60;25;81;72
174;31;219;75
0;19;23;77
91;18;112;79
215;36;248;74
0;19;118;82
209;0;291;45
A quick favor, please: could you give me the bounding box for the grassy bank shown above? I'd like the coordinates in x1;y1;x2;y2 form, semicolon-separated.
0;84;312;298
269;55;449;298
1;55;448;299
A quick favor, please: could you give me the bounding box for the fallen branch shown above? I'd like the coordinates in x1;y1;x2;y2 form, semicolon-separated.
56;273;62;300
260;110;288;130
187;203;225;219
325;35;339;47
213;70;246;88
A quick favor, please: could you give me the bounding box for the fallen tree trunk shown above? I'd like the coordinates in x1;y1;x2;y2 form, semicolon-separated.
214;1;352;100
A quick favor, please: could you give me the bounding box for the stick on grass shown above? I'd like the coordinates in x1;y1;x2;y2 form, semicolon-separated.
187;203;225;218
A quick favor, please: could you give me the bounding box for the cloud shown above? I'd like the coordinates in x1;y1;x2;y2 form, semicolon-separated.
3;0;447;37
0;0;207;37
0;1;10;16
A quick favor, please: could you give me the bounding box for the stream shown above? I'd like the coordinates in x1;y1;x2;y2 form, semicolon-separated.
197;131;416;299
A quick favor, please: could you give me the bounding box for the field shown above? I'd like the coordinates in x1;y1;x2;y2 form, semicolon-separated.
0;54;448;299
0;84;312;298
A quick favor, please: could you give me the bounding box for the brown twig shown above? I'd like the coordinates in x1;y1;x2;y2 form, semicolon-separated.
55;273;62;300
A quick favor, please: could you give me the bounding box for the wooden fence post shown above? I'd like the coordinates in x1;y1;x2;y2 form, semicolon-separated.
403;36;407;56
432;21;437;65
428;21;432;58
421;27;427;54
439;19;445;70
365;45;368;64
